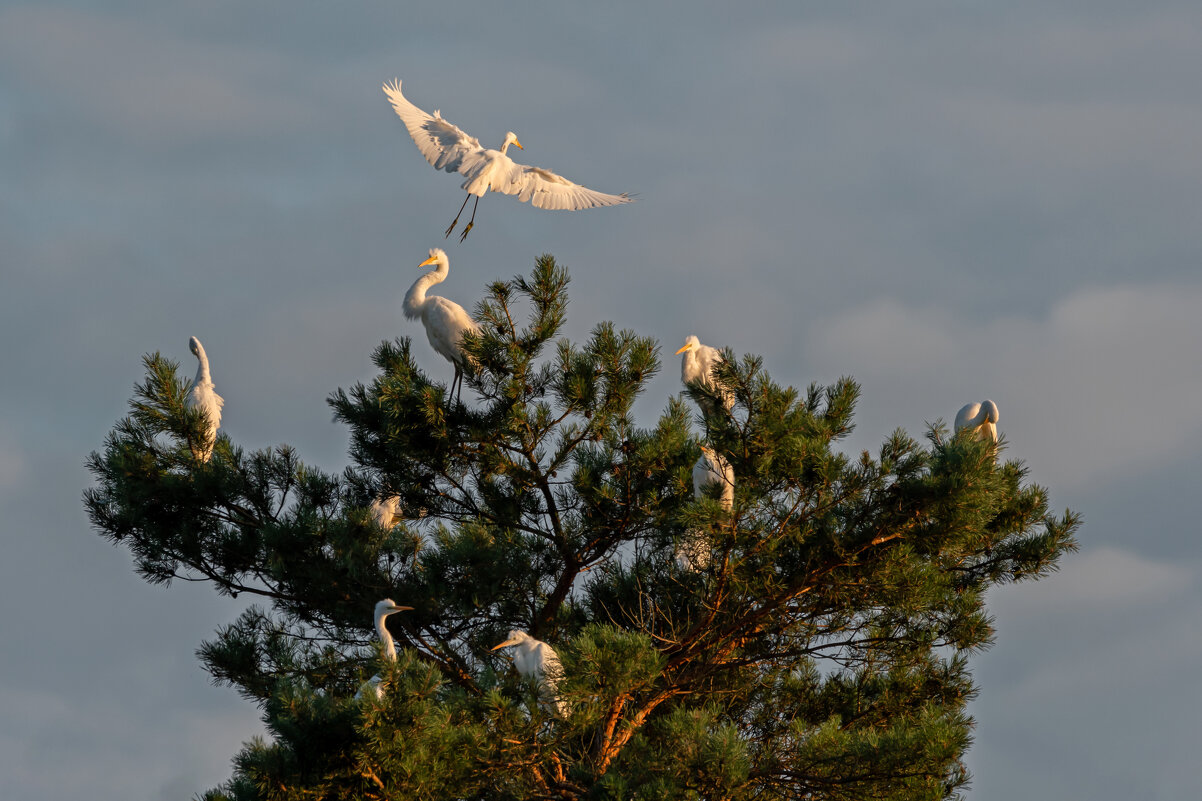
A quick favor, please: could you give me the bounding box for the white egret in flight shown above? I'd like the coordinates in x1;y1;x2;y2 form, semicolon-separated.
383;80;634;241
491;630;569;718
403;248;481;403
369;496;400;529
676;335;734;415
356;599;414;700
186;336;224;463
676;445;735;571
955;400;1000;443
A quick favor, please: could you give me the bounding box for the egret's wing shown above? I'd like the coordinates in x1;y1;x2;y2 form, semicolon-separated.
489;159;634;211
383;80;484;174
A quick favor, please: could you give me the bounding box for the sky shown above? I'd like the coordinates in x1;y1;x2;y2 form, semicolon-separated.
2;1;1200;798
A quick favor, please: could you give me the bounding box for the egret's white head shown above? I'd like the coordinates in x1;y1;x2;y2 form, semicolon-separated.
503;131;523;151
418;248;448;269
375;598;413;617
491;629;531;651
675;335;701;355
189;336;203;357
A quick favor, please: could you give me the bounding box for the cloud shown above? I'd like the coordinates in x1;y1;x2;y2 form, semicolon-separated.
996;545;1194;612
0;682;262;801
806;281;1202;489
0;6;313;142
970;545;1202;800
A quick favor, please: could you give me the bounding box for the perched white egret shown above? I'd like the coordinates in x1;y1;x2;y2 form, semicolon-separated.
491;630;569;718
369;495;400;529
675;335;734;415
694;446;735;511
955;400;1000;443
403;248;481;402
383;80;633;241
356;599;414;701
186;336;224;462
676;446;736;571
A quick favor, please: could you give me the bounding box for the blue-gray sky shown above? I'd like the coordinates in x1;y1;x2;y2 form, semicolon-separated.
2;2;1200;798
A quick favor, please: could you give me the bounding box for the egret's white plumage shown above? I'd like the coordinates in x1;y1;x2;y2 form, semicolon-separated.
955;400;1000;443
491;630;569;718
356;599;413;701
403;248;481;402
694;446;735;511
186;336;224;463
675;335;734;414
676;446;736;571
383;80;633;240
369;496;400;529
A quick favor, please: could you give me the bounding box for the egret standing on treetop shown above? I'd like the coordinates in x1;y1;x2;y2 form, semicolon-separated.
676;335;734;416
403;248;481;403
383;80;634;241
491;630;569;718
356;599;414;701
955;400;1000;443
186;336;224;463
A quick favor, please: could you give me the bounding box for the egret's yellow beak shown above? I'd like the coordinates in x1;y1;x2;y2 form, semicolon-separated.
513;140;523;150
419;256;438;268
675;344;692;355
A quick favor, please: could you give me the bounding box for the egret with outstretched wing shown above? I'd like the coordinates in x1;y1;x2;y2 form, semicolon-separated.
383;80;633;240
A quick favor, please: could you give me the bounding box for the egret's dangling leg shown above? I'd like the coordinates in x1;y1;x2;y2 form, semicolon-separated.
450;365;463;405
458;197;481;242
445;193;472;239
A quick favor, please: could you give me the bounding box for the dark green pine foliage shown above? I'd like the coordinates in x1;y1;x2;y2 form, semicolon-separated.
84;255;1078;801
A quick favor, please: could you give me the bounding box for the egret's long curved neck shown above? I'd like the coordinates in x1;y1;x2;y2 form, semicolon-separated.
193;346;212;385
403;260;448;319
375;611;397;661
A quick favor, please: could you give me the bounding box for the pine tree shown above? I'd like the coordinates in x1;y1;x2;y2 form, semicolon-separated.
85;255;1078;800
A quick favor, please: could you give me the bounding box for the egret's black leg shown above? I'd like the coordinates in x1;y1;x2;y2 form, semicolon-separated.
458;196;481;242
445;194;471;238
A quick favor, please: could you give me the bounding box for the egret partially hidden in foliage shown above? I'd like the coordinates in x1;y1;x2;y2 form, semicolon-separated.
403;248;481;403
383;80;634;241
356;599;414;701
676;446;736;571
491;630;569;718
955;400;1000;443
676;335;734;416
369;496;400;529
186;336;224;463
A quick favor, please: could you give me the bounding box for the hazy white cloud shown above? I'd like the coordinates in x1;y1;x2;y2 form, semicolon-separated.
807;281;1202;489
971;545;1202;800
998;545;1195;612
